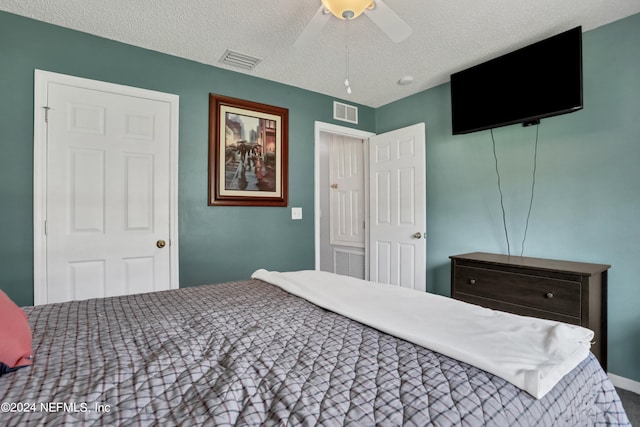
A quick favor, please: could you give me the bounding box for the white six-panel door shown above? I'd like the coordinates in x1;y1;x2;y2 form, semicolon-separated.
329;134;365;248
34;71;179;304
369;123;426;291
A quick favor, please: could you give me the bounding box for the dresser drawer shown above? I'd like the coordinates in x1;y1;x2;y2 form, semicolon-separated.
450;252;610;370
454;265;581;317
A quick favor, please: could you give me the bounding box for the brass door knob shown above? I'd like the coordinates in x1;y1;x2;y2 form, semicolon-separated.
156;240;166;248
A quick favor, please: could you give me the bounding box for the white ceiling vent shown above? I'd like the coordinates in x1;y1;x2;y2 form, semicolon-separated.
333;101;358;124
219;49;262;71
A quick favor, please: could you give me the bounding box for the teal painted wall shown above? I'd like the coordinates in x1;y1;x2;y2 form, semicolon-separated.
376;13;640;382
0;11;375;306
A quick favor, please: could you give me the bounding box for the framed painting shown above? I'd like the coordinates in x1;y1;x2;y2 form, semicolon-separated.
208;94;288;206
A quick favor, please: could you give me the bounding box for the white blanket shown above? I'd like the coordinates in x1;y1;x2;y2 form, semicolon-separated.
251;269;594;399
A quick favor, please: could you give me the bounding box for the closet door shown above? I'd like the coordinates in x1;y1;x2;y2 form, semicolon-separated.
34;71;179;304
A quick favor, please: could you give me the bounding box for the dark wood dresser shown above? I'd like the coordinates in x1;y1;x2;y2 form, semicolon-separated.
450;252;610;369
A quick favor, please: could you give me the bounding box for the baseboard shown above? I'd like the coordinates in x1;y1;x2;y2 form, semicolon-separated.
609;373;640;394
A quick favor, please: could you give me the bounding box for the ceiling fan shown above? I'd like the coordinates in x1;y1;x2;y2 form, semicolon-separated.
294;0;413;47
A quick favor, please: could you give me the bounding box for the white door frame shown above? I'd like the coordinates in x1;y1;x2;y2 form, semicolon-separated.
314;121;374;273
33;70;180;305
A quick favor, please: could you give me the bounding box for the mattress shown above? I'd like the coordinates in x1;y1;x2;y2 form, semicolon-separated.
0;278;630;426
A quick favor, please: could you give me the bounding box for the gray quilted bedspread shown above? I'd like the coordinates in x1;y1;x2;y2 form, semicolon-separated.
0;279;630;426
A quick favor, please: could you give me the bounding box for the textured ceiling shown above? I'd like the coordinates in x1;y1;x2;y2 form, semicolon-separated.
1;0;639;107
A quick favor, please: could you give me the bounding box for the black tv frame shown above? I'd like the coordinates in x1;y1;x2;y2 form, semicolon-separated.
450;26;583;135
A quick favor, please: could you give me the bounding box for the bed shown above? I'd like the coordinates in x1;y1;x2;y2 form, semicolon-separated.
0;270;630;426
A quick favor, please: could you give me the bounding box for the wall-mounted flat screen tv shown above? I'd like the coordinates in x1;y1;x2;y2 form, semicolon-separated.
450;26;583;135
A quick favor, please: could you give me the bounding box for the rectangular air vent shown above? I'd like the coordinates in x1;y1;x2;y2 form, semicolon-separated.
334;248;365;279
333;101;358;124
219;49;262;71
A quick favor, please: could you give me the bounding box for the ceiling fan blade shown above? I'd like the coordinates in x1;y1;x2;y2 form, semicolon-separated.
294;5;331;48
364;0;412;43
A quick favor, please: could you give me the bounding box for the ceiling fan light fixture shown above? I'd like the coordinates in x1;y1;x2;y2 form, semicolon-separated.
321;0;374;20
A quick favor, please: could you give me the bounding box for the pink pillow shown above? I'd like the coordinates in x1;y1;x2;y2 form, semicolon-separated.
0;290;33;376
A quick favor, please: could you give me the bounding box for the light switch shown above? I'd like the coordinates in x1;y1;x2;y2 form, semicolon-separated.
291;207;302;220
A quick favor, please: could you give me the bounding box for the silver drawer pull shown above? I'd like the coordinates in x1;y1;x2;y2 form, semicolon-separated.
545;292;554;299
469;279;476;285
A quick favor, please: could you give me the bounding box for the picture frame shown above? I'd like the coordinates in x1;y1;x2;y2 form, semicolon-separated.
208;94;288;206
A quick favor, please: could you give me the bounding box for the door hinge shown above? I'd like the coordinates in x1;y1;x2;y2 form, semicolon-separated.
43;106;52;123
44;220;47;235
